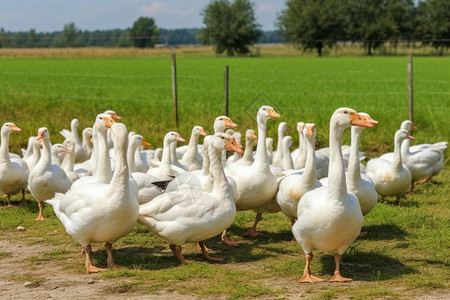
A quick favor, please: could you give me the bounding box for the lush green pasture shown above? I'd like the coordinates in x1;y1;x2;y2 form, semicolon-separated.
0;55;449;158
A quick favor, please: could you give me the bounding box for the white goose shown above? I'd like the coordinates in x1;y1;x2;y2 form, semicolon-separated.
365;129;413;202
179;126;207;172
346;113;379;216
281;135;294;171
47;123;138;273
0;123;29;207
399;120;446;186
292;122;306;169
60;138;83;183
272;122;288;168
276;123;322;228
147;132;186;181
226;105;281;237
24;136;41;172
128;134;163;205
60;118;89;163
138;134;243;262
70;114;116;188
292;108;374;283
29;127;72;220
229;129;257;166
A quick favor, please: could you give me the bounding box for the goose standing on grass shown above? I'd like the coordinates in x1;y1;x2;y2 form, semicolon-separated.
47;123;138;273
0;123;29;207
346;113;379;217
276;123;321;229
366;129;414;201
226;105;281;237
138;134;243;262
292;108;374;283
272;122;289;168
29;127;72;220
398;120;446;188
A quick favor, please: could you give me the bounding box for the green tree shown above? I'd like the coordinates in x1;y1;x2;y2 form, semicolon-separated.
63;22;81;47
346;0;413;55
201;0;262;56
277;0;347;57
416;0;450;55
130;17;159;48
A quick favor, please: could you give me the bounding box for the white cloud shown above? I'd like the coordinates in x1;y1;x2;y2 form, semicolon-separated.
140;2;195;17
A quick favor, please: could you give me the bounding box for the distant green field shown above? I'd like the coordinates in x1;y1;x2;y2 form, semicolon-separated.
0;56;449;159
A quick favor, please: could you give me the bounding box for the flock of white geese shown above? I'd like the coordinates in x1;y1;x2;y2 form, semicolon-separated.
0;106;447;282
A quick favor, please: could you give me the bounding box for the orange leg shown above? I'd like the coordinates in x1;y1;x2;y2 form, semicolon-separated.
198;241;224;262
243;212;263;237
329;254;352;282
298;253;322;283
221;229;241;246
170;244;190;263
105;242;123;269
6;195;14;207
84;245;107;274
35;202;45;221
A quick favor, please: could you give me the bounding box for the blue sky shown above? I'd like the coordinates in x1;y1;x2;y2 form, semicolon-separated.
0;0;286;32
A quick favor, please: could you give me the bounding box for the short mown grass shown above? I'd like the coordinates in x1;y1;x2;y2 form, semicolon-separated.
0;169;449;299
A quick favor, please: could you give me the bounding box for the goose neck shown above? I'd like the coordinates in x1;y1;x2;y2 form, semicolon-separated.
209;144;230;198
327;121;347;200
0;130;11;163
347;127;362;184
95;126;112;183
303;135;317;183
254;115;269;166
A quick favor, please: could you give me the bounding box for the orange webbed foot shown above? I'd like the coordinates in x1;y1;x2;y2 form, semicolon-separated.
86;264;107;274
243;228;262;238
329;271;352;282
299;273;323;283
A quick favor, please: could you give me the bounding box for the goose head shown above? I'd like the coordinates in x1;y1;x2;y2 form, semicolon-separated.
2;122;21;134
52;143;70;154
400;120;417;131
214;116;238;133
331;107;374;129
194;126;207;137
258;106;281;123
304;123;316;138
71;118;79;129
104;110;122;120
37;127;50;141
63;138;75;152
396;129;415;143
165;131;185;144
246;129;257;147
95;113;116;133
214;133;244;155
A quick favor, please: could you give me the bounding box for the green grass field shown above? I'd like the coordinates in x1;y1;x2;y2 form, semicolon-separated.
0;49;449;299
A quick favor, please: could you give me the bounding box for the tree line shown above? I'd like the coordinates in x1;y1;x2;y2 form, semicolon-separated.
0;0;448;56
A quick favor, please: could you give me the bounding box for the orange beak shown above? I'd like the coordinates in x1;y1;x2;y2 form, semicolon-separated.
225;118;238;128
142;139;151;147
305;126;314;136
11;124;22;132
175;134;185;143
250;132;257;139
411;123;418;130
104;117;116;128
112;113;122;120
199;129;207;136
38;131;45;140
225;138;244;154
268;109;281;118
407;133;415;140
350;112;373;128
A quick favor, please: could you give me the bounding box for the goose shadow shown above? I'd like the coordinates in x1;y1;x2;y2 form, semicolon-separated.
317;251;416;281
359;223;408;241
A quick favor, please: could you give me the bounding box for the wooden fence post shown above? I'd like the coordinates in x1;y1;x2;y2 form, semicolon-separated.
224;65;229;116
171;48;179;128
408;55;413;122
